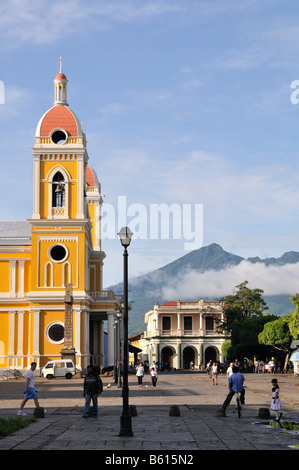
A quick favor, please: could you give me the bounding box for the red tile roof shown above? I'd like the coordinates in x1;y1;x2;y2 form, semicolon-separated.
40;105;78;136
86;165;95;186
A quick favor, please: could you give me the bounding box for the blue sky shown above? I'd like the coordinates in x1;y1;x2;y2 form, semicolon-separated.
1;0;299;293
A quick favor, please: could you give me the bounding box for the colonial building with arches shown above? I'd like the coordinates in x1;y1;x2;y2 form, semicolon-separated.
0;64;121;371
143;300;229;369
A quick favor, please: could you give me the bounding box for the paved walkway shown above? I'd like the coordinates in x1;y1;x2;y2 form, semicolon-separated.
0;370;299;454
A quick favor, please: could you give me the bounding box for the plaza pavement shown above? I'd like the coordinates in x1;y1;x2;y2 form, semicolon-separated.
0;369;299;456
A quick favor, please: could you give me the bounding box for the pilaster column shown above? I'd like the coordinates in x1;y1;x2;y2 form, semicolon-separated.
177;342;181;369
32;156;41;219
17;311;24;356
178;313;181;335
8;310;16;356
18;260;25;297
200;313;203;333
32;309;41;362
76;155;85;219
9;260;16;297
107;311;115;367
99;320;105;367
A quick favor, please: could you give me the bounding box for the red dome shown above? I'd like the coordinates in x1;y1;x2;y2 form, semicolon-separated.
86;165;99;187
55;72;67;80
37;105;81;137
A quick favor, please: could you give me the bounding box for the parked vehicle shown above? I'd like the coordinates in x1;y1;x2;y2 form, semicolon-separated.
40;360;75;380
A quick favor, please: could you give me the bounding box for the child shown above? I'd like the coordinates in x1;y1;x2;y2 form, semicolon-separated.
271;378;282;421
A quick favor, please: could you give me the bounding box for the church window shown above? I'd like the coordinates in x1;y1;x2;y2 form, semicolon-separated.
46;322;64;344
49;244;68;263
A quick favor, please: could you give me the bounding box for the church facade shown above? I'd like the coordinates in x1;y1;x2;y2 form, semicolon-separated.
0;65;121;371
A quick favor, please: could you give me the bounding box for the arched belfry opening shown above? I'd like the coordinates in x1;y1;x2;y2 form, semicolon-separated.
52;171;65;208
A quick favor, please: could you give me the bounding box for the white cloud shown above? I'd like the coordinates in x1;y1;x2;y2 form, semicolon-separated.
0;0;183;47
154;260;299;300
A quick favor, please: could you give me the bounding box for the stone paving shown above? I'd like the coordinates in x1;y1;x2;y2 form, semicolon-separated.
0;370;299;456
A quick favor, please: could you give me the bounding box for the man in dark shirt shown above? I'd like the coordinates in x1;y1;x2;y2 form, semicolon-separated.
83;365;103;418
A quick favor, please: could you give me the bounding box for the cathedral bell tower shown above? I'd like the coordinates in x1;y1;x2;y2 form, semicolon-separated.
28;62;94;294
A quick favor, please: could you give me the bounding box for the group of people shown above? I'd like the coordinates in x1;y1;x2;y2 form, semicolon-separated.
205;360;220;385
135;361;158;387
254;358;276;374
17;358;284;422
221;362;283;421
17;362;103;419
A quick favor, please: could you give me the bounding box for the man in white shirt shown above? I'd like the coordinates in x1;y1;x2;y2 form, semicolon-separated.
17;362;41;415
226;362;234;380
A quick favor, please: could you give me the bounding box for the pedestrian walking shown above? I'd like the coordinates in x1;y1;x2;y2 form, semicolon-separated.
136;362;144;387
212;362;218;385
17;362;43;415
205;360;212;378
150;367;158;386
270;378;282;421
268;359;275;374
83;365;103;418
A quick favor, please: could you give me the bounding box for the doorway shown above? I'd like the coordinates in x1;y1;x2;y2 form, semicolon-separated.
183;347;195;369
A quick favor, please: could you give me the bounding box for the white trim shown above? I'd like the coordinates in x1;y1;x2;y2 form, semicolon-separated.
45;321;65;345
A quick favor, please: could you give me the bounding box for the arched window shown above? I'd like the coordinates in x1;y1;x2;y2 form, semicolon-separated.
47;166;70;219
45;261;53;287
63;261;71;286
52;171;65;208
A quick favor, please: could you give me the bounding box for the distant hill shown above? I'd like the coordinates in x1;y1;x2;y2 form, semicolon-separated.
106;243;298;335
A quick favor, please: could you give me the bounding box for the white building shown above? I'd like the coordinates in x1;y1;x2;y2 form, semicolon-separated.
142;300;229;369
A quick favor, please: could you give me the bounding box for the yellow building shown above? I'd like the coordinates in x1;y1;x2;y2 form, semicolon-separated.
0;65;121;371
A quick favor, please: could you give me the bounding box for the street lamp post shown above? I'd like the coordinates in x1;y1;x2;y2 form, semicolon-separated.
116;310;123;388
118;226;133;437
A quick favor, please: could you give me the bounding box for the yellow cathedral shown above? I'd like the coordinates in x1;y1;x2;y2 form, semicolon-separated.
0;64;121;372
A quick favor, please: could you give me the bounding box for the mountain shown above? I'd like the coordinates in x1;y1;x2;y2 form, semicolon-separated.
106;243;298;335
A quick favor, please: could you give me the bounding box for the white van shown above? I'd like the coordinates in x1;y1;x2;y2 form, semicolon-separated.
41;360;76;380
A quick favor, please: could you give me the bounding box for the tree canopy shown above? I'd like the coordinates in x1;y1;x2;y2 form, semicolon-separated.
219;280;269;335
258;293;299;370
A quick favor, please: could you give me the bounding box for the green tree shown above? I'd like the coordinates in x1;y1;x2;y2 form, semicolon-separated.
258;314;293;372
232;315;278;360
219;280;268;335
258;294;299;371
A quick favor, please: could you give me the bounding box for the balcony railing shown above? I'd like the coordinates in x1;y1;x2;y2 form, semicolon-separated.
89;290;123;301
144;329;223;338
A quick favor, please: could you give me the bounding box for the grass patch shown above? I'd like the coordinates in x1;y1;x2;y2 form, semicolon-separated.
0;416;37;438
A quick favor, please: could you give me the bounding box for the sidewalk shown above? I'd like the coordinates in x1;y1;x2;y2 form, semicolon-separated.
0;370;299;453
